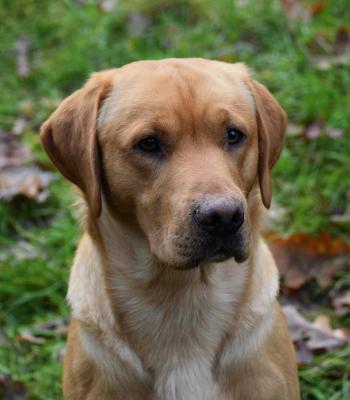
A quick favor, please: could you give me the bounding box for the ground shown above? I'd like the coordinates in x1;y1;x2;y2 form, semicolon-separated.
0;1;349;399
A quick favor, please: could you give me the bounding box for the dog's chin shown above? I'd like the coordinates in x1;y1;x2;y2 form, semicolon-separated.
161;247;249;271
155;229;250;271
205;246;249;265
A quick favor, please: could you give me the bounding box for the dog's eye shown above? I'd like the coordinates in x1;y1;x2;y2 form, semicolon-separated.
226;128;246;147
136;136;163;154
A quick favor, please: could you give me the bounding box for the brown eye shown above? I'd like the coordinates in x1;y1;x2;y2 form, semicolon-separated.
135;135;164;156
226;128;246;147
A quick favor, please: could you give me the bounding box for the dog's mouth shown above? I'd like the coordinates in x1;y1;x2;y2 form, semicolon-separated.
172;231;249;270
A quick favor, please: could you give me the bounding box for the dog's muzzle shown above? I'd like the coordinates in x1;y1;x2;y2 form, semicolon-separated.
176;195;248;268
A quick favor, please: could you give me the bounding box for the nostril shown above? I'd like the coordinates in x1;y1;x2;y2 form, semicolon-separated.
231;208;244;231
195;207;220;227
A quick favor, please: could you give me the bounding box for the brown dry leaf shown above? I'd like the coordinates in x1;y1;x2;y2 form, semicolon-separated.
286;123;304;137
309;25;350;69
266;231;350;289
333;290;350;316
308;1;326;16
282;305;349;364
100;0;117;12
0;165;54;202
326;127;345;138
0;133;33;169
304;119;323;140
281;0;310;22
299;120;345;139
334;25;349;55
34;317;69;335
18;332;46;345
0;374;28;400
0;133;55;202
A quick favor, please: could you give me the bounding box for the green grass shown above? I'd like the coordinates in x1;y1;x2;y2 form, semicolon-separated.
0;0;349;398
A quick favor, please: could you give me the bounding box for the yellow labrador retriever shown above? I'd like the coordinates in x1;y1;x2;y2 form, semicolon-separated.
40;58;300;400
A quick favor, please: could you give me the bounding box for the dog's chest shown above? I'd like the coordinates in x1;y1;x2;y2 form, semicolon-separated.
115;266;247;399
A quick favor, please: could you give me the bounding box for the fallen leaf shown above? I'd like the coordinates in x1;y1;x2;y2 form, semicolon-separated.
11;118;28;136
18;332;46;345
308;1;326;16
308;26;350;69
307;32;332;56
334;26;349;55
310;56;332;70
266;232;350;289
0;133;55;202
0;374;28;400
0;134;33;169
330;213;350;225
34;317;69;335
304;119;323;140
282;305;349;364
286;123;304;137
100;0;117;12
313;314;332;333
326;127;345;138
333;290;350;316
311;53;350;70
0;165;54;202
14;37;31;78
281;0;310;22
294;341;313;364
9;240;40;261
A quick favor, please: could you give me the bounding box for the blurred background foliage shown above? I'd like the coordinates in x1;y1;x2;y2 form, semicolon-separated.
0;0;349;399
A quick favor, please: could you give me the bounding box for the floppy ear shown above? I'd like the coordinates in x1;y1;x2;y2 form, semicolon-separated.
249;80;287;209
40;73;112;217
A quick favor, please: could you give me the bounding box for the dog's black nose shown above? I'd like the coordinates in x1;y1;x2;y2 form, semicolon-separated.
194;196;244;235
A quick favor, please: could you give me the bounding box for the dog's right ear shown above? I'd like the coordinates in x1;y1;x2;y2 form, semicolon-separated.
40;72;113;217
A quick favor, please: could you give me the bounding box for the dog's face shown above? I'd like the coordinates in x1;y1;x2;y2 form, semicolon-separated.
40;59;286;270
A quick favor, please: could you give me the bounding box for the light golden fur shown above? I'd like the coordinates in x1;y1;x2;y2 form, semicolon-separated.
40;58;300;399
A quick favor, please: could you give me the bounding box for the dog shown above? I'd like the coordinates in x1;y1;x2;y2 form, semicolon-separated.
40;58;300;400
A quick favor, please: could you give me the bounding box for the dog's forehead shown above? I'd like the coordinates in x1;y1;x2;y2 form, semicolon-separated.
98;59;255;129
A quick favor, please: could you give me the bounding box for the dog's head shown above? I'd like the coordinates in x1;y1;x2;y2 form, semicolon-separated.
41;59;286;270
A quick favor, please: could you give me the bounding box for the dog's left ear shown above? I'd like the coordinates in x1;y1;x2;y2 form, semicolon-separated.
248;80;287;209
40;72;113;217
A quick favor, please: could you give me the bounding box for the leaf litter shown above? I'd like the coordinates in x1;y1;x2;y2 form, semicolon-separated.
0;133;55;202
267;231;350;290
282;305;349;364
0;374;28;400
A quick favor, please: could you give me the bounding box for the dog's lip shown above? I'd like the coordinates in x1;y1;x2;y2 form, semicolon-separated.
178;242;236;269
